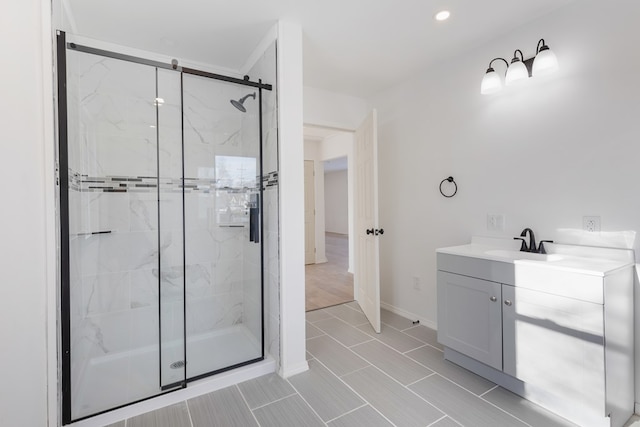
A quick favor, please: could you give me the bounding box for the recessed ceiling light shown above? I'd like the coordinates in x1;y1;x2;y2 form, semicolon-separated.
434;10;451;21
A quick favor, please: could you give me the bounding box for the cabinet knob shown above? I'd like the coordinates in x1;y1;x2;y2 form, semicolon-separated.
504;300;513;306
489;296;497;302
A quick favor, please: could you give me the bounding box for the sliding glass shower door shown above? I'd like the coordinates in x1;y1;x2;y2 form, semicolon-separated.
182;74;263;380
60;35;265;423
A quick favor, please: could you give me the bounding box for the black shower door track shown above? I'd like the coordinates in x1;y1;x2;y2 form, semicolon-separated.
66;38;273;91
57;30;271;425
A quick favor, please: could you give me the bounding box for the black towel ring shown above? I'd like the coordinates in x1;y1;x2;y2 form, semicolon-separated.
439;176;457;198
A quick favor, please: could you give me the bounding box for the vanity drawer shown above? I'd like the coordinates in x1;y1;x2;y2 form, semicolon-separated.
437;253;514;285
513;263;603;304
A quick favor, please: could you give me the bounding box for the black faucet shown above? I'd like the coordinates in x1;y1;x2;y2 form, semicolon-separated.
514;228;536;252
514;228;554;253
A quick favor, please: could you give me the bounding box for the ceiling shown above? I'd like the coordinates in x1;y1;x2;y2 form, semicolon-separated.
60;0;574;98
303;125;349;142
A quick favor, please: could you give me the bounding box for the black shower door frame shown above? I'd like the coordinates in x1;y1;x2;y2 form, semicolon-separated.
56;30;272;424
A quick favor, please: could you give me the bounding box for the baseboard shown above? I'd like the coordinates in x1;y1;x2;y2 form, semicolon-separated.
380;301;438;330
278;360;309;378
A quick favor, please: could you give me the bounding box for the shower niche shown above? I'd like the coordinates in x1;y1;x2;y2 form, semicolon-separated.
58;33;279;423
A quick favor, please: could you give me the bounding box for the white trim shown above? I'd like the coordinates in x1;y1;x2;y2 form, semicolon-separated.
313;158;326;263
278;361;311;379
380;301;438;330
68;358;275;427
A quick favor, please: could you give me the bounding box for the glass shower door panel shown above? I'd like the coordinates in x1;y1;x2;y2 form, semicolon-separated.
66;50;161;419
157;69;186;388
182;74;263;379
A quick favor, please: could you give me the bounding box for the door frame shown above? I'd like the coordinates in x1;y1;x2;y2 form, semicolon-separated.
303;127;356;300
304;160;316;264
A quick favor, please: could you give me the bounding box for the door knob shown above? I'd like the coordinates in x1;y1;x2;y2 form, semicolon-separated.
504;300;513;306
366;228;375;235
375;228;384;235
489;296;497;302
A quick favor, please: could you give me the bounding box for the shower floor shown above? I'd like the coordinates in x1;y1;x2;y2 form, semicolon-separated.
72;324;261;421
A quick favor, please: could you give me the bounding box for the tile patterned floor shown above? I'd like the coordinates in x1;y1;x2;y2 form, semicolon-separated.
108;302;586;427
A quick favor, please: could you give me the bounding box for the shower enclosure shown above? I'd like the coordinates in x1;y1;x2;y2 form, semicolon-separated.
57;32;276;423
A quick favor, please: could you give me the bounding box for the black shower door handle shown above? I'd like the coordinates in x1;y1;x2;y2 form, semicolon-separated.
249;193;260;243
249;207;260;243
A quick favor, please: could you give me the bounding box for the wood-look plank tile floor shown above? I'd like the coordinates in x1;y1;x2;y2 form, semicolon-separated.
305;232;353;311
106;303;594;427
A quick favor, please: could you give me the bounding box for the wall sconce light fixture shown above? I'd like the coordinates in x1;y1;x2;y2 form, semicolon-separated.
481;39;558;95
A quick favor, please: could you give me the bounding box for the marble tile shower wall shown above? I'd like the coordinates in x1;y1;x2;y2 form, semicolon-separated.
66;45;279;386
182;75;249;341
67;51;168;388
249;41;280;366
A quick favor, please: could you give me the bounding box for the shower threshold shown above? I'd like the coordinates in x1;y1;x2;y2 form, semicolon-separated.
72;324;261;421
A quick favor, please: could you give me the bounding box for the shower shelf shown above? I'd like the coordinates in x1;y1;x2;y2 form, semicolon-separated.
75;230;112;237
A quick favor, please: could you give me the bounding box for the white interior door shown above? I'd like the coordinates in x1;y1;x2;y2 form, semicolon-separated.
304;160;316;265
354;110;381;333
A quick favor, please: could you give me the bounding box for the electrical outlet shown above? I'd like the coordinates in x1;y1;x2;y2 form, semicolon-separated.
412;276;420;290
583;216;601;232
487;214;505;231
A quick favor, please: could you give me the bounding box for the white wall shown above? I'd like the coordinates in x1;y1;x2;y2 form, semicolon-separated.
304;86;368;130
324;170;349;234
321;133;355;273
370;0;640;403
0;0;54;426
277;21;308;378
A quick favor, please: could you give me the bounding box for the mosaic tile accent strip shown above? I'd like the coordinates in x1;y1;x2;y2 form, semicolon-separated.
263;171;279;188
69;169;279;193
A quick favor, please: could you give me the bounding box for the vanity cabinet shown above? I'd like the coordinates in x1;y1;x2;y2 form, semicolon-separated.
436;246;634;427
437;271;502;370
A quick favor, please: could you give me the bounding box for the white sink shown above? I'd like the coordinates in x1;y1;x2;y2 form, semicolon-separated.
484;249;564;262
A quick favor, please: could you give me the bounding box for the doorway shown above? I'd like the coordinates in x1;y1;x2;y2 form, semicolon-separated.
303;127;355;311
306;157;353;310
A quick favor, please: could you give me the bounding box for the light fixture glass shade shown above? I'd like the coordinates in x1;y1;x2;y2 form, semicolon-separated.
533;48;558;76
481;69;502;95
434;10;450;21
505;61;528;85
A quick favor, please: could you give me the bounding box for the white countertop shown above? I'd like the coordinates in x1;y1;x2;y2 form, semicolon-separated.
436;236;635;277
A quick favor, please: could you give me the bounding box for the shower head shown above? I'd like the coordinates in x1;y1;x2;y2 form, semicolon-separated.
230;92;256;113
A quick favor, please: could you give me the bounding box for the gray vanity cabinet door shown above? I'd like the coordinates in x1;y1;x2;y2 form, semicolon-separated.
437;271;502;370
502;285;605;418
